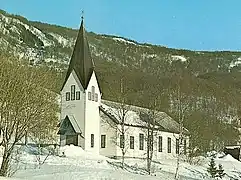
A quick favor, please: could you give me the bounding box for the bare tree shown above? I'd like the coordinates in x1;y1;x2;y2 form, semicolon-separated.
139;110;156;175
112;102;130;168
169;71;190;180
136;73;166;175
0;54;59;176
29;126;57;169
174;80;186;180
102;72;132;168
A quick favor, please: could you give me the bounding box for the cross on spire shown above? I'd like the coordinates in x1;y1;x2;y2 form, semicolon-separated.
81;10;84;21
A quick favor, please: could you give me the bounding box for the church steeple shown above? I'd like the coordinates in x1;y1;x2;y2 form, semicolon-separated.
62;16;94;90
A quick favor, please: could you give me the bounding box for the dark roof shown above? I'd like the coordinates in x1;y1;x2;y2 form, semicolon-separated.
57;115;82;135
62;18;94;90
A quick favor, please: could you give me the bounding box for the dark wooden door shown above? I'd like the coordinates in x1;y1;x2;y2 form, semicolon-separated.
66;135;78;146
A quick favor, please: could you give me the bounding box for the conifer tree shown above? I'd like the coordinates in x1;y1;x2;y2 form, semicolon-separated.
207;156;218;178
217;164;225;179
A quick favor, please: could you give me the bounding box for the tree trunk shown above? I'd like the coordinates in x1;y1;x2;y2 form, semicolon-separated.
175;154;180;179
121;150;125;168
121;120;125;168
148;129;154;175
0;147;11;177
147;128;151;174
175;82;182;180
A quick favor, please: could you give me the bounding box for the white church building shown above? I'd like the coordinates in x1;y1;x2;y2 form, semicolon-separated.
58;18;189;159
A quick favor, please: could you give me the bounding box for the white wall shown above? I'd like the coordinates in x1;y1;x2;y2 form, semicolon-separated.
61;70;85;148
100;114;117;157
61;70;101;154
84;72;101;154
113;125;187;160
155;131;180;159
115;125;146;159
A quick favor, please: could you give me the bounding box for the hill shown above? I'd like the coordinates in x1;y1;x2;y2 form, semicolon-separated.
0;9;241;154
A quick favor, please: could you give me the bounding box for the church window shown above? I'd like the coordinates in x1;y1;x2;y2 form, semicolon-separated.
71;85;75;100
120;135;124;148
91;86;95;101
168;137;171;153
95;93;98;102
158;136;162;152
88;92;91;100
76;91;80;100
66;92;70;101
101;135;106;148
139;133;144;150
130;136;134;149
184;139;187;155
91;134;94;147
176;139;180;154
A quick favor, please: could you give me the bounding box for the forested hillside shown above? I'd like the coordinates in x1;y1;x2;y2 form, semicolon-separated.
0;9;241;154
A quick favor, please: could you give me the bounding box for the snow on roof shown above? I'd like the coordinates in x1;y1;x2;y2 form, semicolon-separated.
100;100;189;134
225;145;240;149
67;115;82;134
220;154;240;162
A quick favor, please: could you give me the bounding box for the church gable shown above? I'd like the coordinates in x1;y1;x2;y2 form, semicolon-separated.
85;71;101;102
61;70;85;104
58;116;82;135
62;69;84;92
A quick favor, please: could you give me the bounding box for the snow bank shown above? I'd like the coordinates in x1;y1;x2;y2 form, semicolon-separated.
9;145;241;180
0;177;20;180
60;145;85;157
59;145;107;160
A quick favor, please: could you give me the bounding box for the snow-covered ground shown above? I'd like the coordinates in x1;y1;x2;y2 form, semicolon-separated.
229;57;241;68
113;37;136;45
0;145;241;180
171;55;187;62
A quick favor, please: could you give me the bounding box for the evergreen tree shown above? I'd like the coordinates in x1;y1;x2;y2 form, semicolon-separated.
217;164;225;179
207;156;218;178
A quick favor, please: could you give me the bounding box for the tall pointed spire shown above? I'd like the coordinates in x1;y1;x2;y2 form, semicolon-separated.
62;15;94;90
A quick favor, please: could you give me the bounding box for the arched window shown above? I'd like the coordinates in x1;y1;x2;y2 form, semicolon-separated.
71;85;75;100
91;86;95;101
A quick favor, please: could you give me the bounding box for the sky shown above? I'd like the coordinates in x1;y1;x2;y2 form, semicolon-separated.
1;0;241;51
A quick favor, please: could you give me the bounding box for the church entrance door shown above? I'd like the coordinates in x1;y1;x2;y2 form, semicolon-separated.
66;135;78;146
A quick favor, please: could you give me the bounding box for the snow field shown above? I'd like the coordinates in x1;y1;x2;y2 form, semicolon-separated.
0;145;241;179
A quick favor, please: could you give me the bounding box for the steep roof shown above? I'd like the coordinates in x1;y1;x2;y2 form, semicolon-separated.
58;115;82;135
100;100;190;135
62;18;94;90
